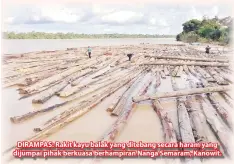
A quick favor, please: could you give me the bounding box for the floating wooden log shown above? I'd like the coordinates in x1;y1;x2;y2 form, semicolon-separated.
10;72;141;123
176;66;184;77
30;75;140;140
59;79;99;97
188;66;201;77
220;73;234;84
206;67;229;85
133;85;232;102
101;75;152;141
198;78;233;129
195;66;215;82
155;71;161;88
152;100;177;142
163;66;170;76
33;71;142;133
106;80;136;112
207;93;233;129
70;59;120;86
10;101;68;123
19;62;97;94
183;65;190;75
59;70;135;97
184;79;208;143
219;92;233;108
185;96;208;142
177;98;195;142
32;81;69;104
200;98;232;156
140;61;229;67
110;75;145;116
160;70;166;79
145;55;229;63
171;66;179;77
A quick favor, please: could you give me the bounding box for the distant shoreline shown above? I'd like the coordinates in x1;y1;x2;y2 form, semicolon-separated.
4;38;176;40
3;32;175;39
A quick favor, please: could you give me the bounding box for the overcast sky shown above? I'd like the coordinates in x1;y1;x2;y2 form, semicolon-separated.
3;2;232;35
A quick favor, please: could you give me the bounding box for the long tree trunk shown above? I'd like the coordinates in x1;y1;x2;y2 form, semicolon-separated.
141;61;230;67
133;85;232;102
200;98;232;156
171;66;179;77
145;55;229;63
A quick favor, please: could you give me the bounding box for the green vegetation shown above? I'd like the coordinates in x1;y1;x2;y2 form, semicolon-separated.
176;16;232;44
4;32;175;39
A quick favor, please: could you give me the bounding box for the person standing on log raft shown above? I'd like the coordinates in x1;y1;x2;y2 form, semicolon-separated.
86;46;92;58
127;53;134;61
205;45;211;54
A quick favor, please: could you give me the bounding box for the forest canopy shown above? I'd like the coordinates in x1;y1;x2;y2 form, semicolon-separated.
176;16;233;44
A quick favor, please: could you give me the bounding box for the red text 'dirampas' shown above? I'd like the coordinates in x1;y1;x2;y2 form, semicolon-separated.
17;141;54;148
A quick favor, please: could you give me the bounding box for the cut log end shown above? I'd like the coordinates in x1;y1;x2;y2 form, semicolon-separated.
34;128;42;132
10;117;18;123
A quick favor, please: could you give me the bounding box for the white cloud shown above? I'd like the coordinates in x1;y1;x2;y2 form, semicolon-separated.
189;6;203;19
92;5;114;15
4;4;231;34
4;17;14;24
158;19;168;27
40;6;81;23
211;6;219;16
149;18;156;25
101;11;144;24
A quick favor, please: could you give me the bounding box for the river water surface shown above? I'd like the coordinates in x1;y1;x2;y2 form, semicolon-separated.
2;38;178;54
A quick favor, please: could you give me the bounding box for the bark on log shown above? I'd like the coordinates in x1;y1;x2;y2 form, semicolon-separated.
207;93;233;129
11;71;141;123
219;92;233;108
101;75;152;141
200;98;232;156
140;61;229;67
155;71;161;88
188;66;201;77
19;59;101;94
111;74;150;116
106;80;136;112
145;55;228;63
133;85;232;102
195;66;215;82
184;79;208;143
177;98;201;164
163;66;170;76
160;70;166;79
32;81;68;104
183;65;190;75
60;69;136;97
206;67;229;85
171;66;179;77
198;77;233;129
177;98;195;143
185;96;208;142
176;66;184;77
31;74;140;138
152;100;177;142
